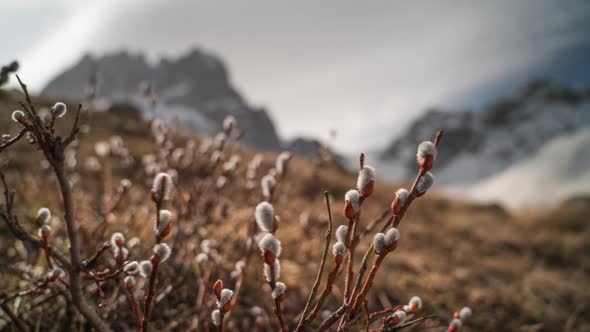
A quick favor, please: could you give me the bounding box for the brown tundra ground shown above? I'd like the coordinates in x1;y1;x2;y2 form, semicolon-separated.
0;90;588;331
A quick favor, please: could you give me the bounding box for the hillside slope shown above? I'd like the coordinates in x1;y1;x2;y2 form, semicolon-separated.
0;91;588;331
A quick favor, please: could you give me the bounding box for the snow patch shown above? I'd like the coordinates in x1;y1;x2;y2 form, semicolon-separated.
448;128;590;209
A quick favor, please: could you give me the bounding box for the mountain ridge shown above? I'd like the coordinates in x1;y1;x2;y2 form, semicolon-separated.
42;49;283;151
379;79;590;186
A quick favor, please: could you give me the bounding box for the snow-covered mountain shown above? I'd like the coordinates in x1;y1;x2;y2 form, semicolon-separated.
380;80;590;187
42;50;282;150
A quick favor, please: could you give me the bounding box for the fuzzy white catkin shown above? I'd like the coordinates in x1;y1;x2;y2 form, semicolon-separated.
214;132;226;148
275;151;292;176
196;253;208;266
210;150;221;164
110;232;125;247
38;224;51;238
153;243;172;262
449;318;462;329
124;276;136;288
94;141;110;157
211;309;221;326
261;174;276;199
200;138;213;154
258;233;281;257
156;210;173;236
332;241;347;257
48;267;64;280
272;282;286;299
263;259;281;282
235;260;246;273
373;233;387;254
201;239;211;254
124;261;140;275
139;260;153;277
384;228;400;246
118;247;129;260
120;178;132;190
152;172;173;201
357;166;376;191
416;141;437;163
36;207;51;224
344;189;361;212
250;306;263;316
409;296;422;309
391;310;406;323
11;110;25;123
51;102;67;117
336;225;348;243
459;307;472;322
223;115;236;132
218;289;234;308
416;172;434;194
255;201;274;232
395;188;409;206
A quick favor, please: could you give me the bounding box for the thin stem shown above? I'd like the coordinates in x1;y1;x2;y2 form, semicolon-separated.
342;217;357;303
317;304;350;332
267;262;287;332
363;299;370;332
142;200;163;331
224;217;257;321
0;127;30;153
349;254;385;318
0;302;28;332
273;299;287;332
218;311;225;332
81;242;112;270
305;260;342;323
295;191;333;332
126;286;143;330
53;166;111;332
141;259;160;332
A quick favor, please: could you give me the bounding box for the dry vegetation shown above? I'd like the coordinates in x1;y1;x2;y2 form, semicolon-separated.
0;79;588;332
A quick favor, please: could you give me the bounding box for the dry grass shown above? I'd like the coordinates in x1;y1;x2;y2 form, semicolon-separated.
0;89;588;331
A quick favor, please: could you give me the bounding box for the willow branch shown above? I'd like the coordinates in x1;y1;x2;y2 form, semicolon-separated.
0;302;28;332
0;127;30;153
295;191;333;332
317;304;350;332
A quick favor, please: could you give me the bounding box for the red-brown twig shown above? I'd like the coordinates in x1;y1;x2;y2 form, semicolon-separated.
368;305;404;323
142;258;160;331
0;302;28;332
305;257;343;323
342;215;357;304
376;314;438;332
294;191;333;332
325;130;444;332
126;285;143;330
349;254;386;317
274;299;287;332
317;303;350;332
266;261;287;332
81;242;112;270
1;75;111;331
0;127;30;153
142;199;163;332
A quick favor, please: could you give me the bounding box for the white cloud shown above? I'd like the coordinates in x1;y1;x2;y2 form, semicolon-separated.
1;0;588;152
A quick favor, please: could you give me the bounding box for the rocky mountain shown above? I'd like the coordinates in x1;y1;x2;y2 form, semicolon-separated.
42;50;281;150
380;79;590;186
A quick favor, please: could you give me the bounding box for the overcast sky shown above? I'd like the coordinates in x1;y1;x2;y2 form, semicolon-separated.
1;0;589;152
